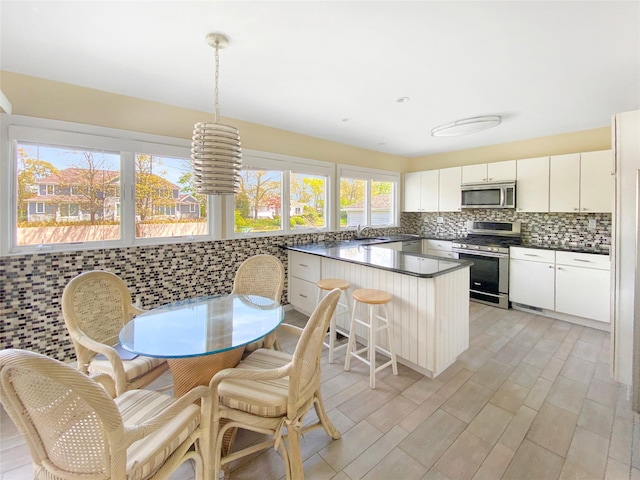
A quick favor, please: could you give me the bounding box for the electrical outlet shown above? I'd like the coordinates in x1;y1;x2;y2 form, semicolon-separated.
588;218;597;230
437;216;444;224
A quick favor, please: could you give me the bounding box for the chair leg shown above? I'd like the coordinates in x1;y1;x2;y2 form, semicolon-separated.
369;304;376;389
383;304;398;375
313;391;341;439
344;299;358;371
328;314;336;364
286;427;304;480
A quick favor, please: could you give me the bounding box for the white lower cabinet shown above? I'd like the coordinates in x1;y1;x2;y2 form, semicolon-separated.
555;252;610;323
288;251;321;315
509;247;610;325
509;255;555;310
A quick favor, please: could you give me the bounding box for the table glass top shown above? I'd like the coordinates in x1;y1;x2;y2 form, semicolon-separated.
119;294;284;358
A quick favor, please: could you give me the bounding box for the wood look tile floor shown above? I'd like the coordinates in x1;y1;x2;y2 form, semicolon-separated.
2;303;639;479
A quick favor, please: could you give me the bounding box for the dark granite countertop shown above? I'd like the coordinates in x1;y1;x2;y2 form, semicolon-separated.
514;243;610;256
287;241;472;278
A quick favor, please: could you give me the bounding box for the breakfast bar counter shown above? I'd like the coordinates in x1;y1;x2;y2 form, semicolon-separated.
287;241;472;378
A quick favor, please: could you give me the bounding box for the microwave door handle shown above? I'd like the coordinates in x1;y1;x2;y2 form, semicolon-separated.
500;188;505;207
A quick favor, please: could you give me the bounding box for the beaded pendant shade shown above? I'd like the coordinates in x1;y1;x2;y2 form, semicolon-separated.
191;33;242;195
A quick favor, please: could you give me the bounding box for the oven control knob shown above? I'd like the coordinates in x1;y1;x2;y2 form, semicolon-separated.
473;245;479;250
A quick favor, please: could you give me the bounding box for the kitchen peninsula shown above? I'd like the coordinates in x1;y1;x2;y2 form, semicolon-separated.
287;239;473;378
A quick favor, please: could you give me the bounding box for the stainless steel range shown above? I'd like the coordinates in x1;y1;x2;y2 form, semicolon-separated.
452;221;522;309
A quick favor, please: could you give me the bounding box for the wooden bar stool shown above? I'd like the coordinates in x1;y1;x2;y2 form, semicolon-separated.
344;288;398;389
316;278;351;363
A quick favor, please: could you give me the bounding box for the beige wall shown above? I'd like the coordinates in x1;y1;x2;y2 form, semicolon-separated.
407;127;611;172
0;71;408;171
1;71;611;174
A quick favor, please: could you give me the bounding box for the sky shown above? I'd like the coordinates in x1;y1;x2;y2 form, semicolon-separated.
18;142;189;186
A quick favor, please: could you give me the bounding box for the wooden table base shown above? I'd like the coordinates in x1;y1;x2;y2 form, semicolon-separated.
167;347;245;398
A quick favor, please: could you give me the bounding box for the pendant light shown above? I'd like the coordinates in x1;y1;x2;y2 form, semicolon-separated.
191;33;242;195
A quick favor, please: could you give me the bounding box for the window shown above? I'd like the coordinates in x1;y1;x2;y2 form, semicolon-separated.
290;172;326;229
228;152;333;236
235;169;283;234
16;142;121;246
338;166;400;229
6;117;216;254
339;178;367;227
134;153;206;239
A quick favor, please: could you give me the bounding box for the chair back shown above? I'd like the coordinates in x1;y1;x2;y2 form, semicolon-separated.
231;255;285;303
287;288;340;417
62;271;137;368
0;349;124;479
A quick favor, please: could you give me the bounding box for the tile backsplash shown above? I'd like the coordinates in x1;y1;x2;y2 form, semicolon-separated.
0;228;401;361
402;210;611;248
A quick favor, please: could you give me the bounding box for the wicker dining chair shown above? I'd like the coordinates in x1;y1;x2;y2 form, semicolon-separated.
231;254;285;353
208;288;342;480
62;270;169;396
0;348;211;480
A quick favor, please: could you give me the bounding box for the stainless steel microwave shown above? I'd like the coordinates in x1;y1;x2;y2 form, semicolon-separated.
461;182;516;209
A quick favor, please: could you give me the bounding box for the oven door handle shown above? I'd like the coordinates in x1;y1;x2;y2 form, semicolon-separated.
453;249;509;259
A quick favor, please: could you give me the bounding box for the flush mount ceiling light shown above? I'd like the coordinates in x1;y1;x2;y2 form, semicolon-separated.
431;115;502;137
191;33;242;195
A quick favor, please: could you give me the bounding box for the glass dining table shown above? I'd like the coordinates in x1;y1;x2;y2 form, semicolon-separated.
119;294;284;397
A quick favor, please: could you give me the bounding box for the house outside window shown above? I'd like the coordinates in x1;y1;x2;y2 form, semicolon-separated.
16;142;121;245
6;117;216;254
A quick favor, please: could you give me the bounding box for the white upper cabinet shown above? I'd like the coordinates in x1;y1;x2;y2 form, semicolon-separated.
403;170;439;212
549;150;612;213
488;160;517;182
403;172;422;212
516;156;550;212
461;164;487;184
438;166;462;212
580;150;612;213
462;160;516;184
550;153;581;212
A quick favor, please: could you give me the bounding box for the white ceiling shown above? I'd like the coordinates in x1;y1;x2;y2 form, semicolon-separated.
1;1;639;157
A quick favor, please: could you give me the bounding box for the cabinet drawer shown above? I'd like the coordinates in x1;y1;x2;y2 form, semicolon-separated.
556;251;610;270
427;249;457;259
288;279;318;316
289;251;321;282
510;247;555;263
423;239;452;252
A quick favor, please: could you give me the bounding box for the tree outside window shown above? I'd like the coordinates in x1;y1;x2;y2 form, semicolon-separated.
234;169;282;233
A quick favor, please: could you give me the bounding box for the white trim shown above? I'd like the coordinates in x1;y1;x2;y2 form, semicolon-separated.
2;114;217;256
225;149;335;238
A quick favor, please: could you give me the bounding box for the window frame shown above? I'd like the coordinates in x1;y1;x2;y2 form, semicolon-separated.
337;164;401;231
225;151;335;238
1;115;221;256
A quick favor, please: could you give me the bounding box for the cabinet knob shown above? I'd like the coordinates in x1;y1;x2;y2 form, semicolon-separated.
548;265;554;268
574;208;579;211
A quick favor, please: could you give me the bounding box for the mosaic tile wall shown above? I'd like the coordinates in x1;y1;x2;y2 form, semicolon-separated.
0;227;402;361
402;210;612;248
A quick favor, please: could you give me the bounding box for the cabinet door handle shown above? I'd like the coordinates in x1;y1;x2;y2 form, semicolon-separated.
298;263;308;267
524;254;540;257
573;259;591;263
298;293;308;298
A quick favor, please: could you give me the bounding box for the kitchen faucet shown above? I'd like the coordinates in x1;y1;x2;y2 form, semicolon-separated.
356;224;373;238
